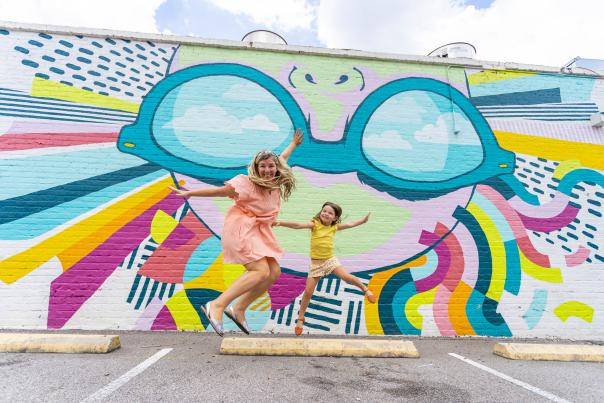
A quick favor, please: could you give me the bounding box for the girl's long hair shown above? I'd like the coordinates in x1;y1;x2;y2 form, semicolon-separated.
248;151;296;200
313;202;342;226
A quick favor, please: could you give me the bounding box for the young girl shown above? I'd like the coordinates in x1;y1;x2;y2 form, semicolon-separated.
170;129;303;336
273;202;375;336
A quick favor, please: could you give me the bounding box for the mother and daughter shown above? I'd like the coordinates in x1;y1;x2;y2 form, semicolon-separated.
170;129;375;336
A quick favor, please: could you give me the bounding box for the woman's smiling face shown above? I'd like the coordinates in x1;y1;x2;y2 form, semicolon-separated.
257;157;277;180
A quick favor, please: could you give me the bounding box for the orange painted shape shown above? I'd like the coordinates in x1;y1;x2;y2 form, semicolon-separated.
448;281;476;336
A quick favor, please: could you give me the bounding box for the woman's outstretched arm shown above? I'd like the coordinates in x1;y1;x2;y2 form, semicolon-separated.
169;184;238;199
280;128;303;164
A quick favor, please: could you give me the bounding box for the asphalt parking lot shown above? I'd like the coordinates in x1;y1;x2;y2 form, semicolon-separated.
1;331;602;402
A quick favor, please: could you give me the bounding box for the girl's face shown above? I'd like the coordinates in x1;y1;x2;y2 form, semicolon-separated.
257;157;277;180
319;205;338;225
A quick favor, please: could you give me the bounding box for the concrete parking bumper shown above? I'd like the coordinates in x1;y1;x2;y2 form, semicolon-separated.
494;342;604;363
220;337;419;358
0;333;120;354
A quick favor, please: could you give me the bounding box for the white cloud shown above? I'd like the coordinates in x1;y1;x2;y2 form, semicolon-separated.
414;113;481;145
165;105;280;133
364;130;412;149
0;0;166;33
206;0;316;31
316;0;604;67
241;114;280;131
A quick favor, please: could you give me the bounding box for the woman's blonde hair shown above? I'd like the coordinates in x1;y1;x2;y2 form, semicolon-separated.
247;150;296;200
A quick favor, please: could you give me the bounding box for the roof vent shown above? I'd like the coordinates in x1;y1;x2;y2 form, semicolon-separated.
242;30;287;45
428;42;476;59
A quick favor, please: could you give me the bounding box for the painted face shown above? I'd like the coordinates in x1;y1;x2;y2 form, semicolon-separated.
257;157;277;180
118;53;514;275
319;205;338;226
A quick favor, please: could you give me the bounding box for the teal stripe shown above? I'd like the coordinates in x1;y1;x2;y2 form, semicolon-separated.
0;170;166;239
345;301;353;334
311;295;342;306
305;312;339;324
308;302;341;315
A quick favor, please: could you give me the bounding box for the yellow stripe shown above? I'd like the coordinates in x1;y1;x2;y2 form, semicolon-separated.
467;70;535;86
404;288;436;330
519;250;563;283
166;290;204;331
467;202;506;302
0;177;173;284
30;77;139;113
493;130;604;170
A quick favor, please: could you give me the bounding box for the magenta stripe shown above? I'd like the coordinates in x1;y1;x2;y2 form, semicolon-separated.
517;204;579;232
415;231;452;292
47;194;183;329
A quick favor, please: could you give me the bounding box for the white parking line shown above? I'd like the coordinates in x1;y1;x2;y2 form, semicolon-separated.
81;348;173;403
448;353;571;403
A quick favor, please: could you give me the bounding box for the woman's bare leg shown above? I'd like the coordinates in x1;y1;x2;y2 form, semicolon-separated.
231;257;281;320
208;258;271;322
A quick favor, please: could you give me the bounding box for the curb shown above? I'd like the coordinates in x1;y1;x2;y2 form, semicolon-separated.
0;333;121;354
494;343;604;363
220;337;419;358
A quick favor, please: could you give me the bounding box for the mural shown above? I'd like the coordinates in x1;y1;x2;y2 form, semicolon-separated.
0;27;602;339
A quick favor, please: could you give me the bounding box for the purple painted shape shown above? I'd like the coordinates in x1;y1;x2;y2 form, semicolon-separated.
267;272;307;310
517;205;579;232
47;194;183;329
151;305;177;330
414;231;452;292
161;224;195;249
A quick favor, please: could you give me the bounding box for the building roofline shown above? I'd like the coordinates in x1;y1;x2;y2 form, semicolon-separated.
1;20;600;77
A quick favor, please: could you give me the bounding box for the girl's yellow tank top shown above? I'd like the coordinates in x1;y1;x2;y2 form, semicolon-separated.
310;219;337;259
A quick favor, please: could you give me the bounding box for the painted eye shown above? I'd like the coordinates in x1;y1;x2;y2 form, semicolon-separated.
335;74;348;84
305;73;316;84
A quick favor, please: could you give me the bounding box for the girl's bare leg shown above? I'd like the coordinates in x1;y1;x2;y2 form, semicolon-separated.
209;258;271;322
332;266;375;303
297;275;320;327
231;257;281;321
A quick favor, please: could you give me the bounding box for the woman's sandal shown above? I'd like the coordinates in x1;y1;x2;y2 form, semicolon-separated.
365;289;376;304
225;306;251;335
294;318;304;336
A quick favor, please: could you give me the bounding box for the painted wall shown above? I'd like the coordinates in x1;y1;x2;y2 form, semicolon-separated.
1;26;603;339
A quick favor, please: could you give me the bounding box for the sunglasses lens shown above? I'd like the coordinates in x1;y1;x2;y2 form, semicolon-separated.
151;75;294;168
361;90;484;182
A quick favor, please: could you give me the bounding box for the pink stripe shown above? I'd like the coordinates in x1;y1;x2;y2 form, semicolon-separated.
452;224;479;288
434;224;465;292
477;185;551;267
0;133;117;150
565;246;590;267
508;193;570;218
517;205;579;232
47;194;183;329
415;231;452;292
434;286;456;336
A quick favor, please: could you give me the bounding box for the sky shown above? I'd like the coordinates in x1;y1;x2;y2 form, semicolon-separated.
0;0;602;67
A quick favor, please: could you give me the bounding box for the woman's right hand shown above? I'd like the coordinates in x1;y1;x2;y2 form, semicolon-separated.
168;186;189;198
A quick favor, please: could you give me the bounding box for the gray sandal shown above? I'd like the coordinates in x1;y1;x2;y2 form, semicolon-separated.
201;301;224;337
225;306;251;335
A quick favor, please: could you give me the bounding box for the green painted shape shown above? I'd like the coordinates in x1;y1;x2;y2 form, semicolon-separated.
212;171;410;256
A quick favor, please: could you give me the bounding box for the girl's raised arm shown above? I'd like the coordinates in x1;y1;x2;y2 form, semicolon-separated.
337;213;370;230
169;184;238;199
280;128;303;164
273;220;315;230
